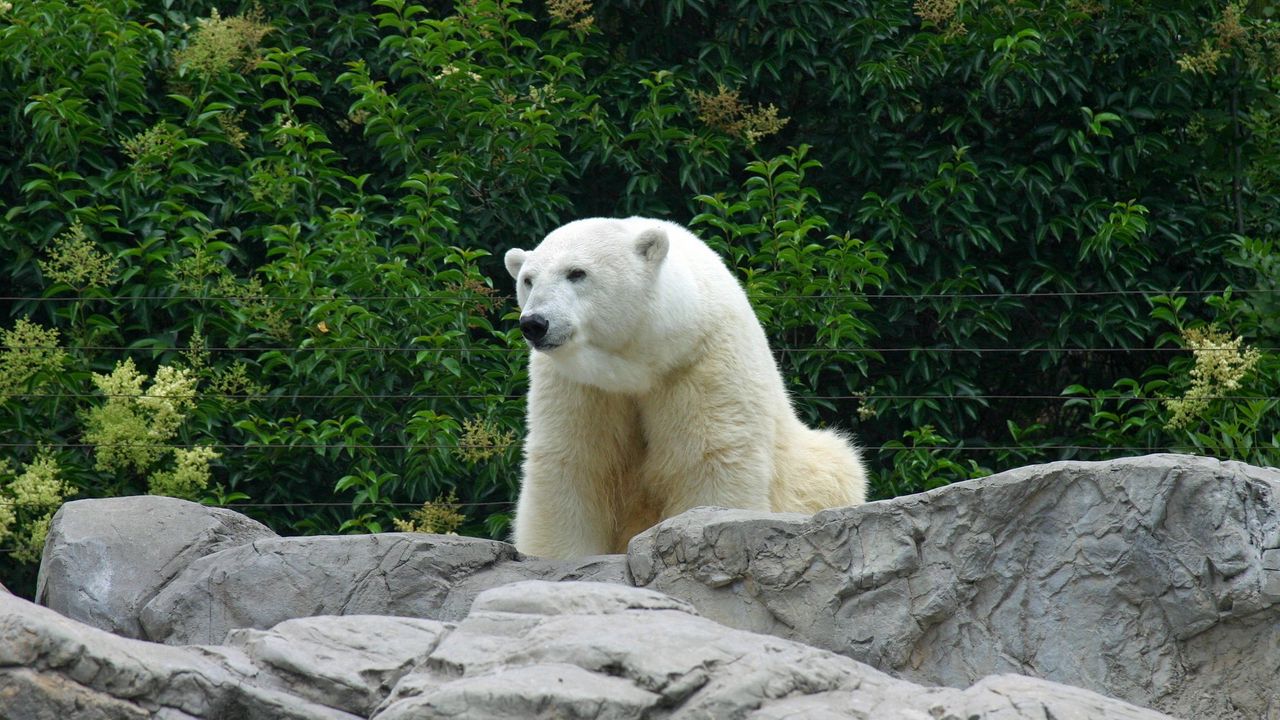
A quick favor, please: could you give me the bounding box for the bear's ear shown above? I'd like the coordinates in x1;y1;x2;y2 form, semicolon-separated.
504;248;527;280
635;227;669;265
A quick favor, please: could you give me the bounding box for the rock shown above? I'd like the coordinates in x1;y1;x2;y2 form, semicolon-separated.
2;579;1167;719
31;454;1279;717
225;615;451;717
378;663;661;720
627;454;1280;719
0;667;151;720
751;673;1180;720
0;591;358;720
35;496;276;639
372;580;1169;720
141;532;626;644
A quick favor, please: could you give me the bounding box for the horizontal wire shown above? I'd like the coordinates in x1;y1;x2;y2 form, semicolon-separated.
0;442;1230;452
0;498;515;509
13;392;529;400
0;436;1257;551
3;293;514;301
0;442;502;450
5;345;1268;354
216;500;513;508
0;288;1274;302
4;392;1275;402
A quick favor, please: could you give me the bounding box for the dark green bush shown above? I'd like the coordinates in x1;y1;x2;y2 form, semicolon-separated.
1;0;1277;597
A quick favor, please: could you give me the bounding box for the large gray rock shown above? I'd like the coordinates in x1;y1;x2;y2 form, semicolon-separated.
627;454;1280;719
141;532;626;644
35;496;276;639
1;580;1167;719
31;454;1279;717
372;580;1169;719
0;590;359;720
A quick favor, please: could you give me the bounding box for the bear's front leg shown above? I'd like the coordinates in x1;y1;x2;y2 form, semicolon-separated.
512;472;609;558
512;363;642;558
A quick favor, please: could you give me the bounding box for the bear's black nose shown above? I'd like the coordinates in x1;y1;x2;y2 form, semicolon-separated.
520;314;549;342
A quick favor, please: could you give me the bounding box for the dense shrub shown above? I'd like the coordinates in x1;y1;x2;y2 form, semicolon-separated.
1;0;1276;596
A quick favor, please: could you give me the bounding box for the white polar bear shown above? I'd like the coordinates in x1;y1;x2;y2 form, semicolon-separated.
504;217;867;558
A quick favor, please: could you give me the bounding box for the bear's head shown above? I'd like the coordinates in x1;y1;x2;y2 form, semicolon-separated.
504;218;670;359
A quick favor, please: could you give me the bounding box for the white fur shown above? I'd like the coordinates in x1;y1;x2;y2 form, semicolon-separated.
504;217;868;557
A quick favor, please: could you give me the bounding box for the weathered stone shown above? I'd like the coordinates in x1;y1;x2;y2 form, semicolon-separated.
141;532;626;644
627;454;1280;719
372;581;1169;720
0;667;150;720
752;673;1178;720
29;454;1280;718
4;578;1167;720
226;615;451;717
0;591;358;720
1262;548;1280;598
374;664;662;720
36;496;276;639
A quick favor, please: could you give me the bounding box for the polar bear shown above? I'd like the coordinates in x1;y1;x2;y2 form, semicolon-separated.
504;217;867;558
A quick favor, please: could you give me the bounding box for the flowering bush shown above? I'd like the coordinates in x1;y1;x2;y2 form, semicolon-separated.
0;0;1276;596
0;452;71;564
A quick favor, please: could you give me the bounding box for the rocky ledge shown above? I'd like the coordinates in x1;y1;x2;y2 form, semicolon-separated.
8;454;1279;719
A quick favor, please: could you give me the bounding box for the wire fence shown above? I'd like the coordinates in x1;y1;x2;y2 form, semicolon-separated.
7;344;1275;352
4;289;1272;357
1;286;1274;558
0;429;1257;554
0;498;515;509
0;499;521;553
0;442;1257;454
7;392;1274;401
1;288;1277;303
1;335;1273;451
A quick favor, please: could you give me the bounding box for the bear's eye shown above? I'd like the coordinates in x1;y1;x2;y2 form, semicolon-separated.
522;277;532;288
566;268;586;282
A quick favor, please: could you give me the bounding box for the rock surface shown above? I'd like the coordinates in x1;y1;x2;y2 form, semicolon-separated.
0;589;360;720
627;454;1280;719
226;615;451;717
35;496;276;640
376;581;1170;720
22;453;1280;718
0;580;1172;719
140;533;625;644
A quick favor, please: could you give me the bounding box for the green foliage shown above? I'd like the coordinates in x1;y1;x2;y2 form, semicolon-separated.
879;425;988;498
1065;274;1280;468
0;319;67;400
692;145;887;421
2;0;1279;598
0;451;72;564
78;358;220;499
393;491;466;534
